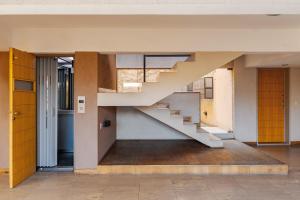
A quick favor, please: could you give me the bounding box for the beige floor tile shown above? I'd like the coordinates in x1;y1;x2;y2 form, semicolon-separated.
0;145;299;200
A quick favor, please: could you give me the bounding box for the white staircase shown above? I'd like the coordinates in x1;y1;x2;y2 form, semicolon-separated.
98;52;242;148
98;52;241;106
136;103;223;148
199;127;235;140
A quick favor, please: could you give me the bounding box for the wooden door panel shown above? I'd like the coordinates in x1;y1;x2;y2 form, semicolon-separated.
258;68;285;143
13;91;36;105
13;49;35;67
9;48;36;188
13;66;36;80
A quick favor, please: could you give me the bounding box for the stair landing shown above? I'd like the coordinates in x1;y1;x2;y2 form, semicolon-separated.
75;140;288;175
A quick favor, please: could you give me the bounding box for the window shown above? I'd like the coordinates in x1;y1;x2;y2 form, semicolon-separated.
14;80;34;91
204;77;213;99
117;69;174;92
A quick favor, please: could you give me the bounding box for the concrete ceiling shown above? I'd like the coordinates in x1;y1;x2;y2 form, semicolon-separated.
245;53;300;68
1;15;300;29
1;1;300;15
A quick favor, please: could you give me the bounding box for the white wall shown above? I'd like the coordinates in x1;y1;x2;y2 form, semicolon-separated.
117;107;189;140
215;69;233;130
201;69;233;131
289;68;300;141
233;56;257;142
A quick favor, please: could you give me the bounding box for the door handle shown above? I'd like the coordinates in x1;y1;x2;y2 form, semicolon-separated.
13;111;21;116
13;112;21;120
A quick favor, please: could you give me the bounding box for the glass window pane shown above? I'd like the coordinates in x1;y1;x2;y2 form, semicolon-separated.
117;69;143;92
15;80;33;91
204;77;213;88
205;88;213;99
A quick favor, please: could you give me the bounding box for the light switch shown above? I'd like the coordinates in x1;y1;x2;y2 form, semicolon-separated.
78;96;85;113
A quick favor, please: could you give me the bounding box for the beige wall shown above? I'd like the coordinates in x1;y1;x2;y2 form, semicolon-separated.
4;28;300;53
201;69;233;131
98;54;117;162
98;107;116;162
74;52;99;169
0;52;9;169
201;99;214;126
98;54;117;90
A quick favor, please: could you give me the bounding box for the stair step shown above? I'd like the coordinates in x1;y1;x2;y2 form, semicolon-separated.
183;121;194;125
160;69;177;73
152;103;169;109
212;133;235;140
183;116;192;122
170;110;180;115
136;106;224;148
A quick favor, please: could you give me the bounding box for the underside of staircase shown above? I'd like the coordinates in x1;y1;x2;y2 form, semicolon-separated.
98;52;242;148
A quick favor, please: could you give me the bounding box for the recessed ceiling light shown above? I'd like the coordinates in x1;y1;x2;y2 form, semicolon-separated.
266;14;281;17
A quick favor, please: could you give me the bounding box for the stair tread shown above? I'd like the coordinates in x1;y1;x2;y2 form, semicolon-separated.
138;106;224;147
183;122;195;125
183;116;192;122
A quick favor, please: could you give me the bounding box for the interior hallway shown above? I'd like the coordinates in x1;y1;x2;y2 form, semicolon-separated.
0;144;299;200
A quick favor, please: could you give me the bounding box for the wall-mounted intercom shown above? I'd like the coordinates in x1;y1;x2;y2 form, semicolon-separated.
77;96;85;113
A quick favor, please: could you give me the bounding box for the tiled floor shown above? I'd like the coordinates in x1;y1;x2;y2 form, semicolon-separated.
100;140;283;165
0;144;300;200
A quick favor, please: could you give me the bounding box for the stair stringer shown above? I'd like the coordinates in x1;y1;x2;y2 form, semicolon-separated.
136;106;223;148
98;52;241;106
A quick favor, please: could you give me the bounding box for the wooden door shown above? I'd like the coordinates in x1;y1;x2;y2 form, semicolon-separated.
258;68;286;143
9;48;36;188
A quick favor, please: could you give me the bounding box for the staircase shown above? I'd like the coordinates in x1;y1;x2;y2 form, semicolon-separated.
98;52;241;106
137;103;223;148
98;52;242;148
200;126;235;140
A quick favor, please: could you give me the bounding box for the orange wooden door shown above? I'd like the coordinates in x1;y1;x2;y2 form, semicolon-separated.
9;48;36;188
258;68;286;143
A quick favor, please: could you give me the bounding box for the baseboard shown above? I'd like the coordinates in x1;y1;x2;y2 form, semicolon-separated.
243;142;257;146
0;168;9;174
245;141;300;146
291;141;300;146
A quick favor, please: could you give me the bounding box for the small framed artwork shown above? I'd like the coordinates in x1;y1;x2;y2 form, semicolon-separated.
204;77;213;99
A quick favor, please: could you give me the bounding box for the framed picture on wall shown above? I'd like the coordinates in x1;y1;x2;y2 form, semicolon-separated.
204;77;213;99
